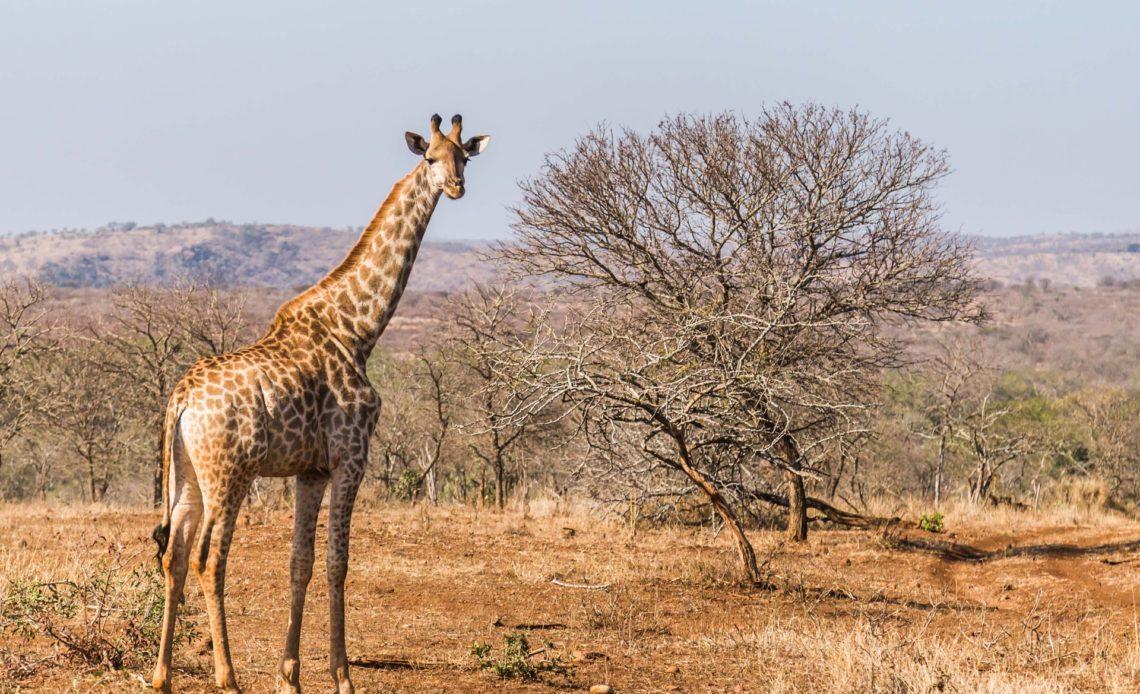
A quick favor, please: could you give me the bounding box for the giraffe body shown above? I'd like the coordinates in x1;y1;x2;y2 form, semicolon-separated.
150;114;489;693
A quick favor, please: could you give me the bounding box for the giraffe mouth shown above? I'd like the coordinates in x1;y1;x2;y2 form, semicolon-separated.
444;185;465;200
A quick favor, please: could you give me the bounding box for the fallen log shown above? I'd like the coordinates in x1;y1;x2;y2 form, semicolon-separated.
745;489;900;530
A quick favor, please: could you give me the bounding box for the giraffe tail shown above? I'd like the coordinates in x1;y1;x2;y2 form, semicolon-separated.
151;397;184;571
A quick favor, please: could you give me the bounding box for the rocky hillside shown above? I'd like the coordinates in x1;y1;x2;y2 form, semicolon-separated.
2;221;1138;289
974;232;1140;287
0;221;496;293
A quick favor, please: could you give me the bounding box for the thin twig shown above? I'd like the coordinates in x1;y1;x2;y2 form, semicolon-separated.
550;578;610;590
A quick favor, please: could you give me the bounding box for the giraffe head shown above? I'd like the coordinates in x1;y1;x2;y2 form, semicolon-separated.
404;113;490;200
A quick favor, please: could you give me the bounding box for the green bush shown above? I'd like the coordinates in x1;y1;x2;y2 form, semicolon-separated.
919;512;945;534
470;632;569;681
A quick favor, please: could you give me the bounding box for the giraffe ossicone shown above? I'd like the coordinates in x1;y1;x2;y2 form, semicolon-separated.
149;113;490;694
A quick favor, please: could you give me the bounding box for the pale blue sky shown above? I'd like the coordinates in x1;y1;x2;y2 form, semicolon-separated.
1;1;1137;240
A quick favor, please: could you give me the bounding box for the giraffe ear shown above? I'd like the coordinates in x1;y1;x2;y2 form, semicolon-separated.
463;135;490;157
405;132;429;156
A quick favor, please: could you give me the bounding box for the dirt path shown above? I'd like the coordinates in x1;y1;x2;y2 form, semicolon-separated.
911;524;1140;618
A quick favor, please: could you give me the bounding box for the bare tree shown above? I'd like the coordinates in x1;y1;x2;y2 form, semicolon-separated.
1071;389;1140;506
497;106;980;581
22;438;64;501
414;350;451;504
367;350;463;504
368;355;419;497
172;283;255;355
95;282;253;505
908;339;1032;506
960;394;1030;503
449;285;541;510
95;285;186;505
48;346;137;503
913;338;989;508
0;279;54;470
1;436;65;501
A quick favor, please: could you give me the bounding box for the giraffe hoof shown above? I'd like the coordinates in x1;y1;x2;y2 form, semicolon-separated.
275;677;301;694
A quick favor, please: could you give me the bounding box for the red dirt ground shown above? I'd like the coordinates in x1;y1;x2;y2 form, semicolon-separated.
2;504;1139;692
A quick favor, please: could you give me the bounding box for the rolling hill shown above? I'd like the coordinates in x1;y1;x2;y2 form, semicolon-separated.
0;221;497;293
2;221;1138;290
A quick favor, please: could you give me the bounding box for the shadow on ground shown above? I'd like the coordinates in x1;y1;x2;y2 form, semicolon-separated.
883;531;1140;563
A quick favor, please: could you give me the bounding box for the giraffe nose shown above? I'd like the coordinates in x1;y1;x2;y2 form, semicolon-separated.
445;177;465;199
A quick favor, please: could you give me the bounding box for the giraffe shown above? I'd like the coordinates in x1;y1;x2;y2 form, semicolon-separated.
149;113;490;694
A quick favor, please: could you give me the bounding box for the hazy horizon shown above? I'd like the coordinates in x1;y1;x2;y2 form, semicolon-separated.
2;1;1137;241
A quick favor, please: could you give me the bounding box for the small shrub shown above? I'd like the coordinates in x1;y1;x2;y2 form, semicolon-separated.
470;632;569;681
0;551;198;674
392;469;421;501
919;512;945;534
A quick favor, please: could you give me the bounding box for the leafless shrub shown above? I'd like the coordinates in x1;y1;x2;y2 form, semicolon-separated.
1067;388;1140;509
0;279;54;469
92;282;254;504
448;285;568;509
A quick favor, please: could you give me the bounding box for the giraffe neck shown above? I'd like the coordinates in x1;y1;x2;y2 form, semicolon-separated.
290;161;441;360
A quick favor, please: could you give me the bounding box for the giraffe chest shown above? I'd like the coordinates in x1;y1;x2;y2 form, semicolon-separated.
255;367;379;478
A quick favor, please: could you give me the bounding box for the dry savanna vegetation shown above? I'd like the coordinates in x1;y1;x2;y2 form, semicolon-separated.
2;105;1139;692
2;500;1139;692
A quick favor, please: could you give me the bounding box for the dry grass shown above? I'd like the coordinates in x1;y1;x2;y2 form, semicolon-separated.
1;499;1139;692
856;486;1132;532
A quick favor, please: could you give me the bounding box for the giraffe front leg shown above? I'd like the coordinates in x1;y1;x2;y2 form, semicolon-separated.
277;474;328;694
326;465;363;694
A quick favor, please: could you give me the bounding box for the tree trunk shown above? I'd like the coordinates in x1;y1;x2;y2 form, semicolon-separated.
672;454;759;583
745;487;898;529
934;432;947;508
153;433;163;508
976;461;994;501
782;438;808;542
426;464;438;505
786;468;808;542
826;455;844;499
88;457;97;505
494;455;505;510
381;452;392;496
970;461;989;503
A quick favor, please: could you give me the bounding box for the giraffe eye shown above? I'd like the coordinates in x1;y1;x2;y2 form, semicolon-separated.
425;157;436;164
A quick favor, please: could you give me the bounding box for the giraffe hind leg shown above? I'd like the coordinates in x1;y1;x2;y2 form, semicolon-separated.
153;433;203;692
194;479;251;693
